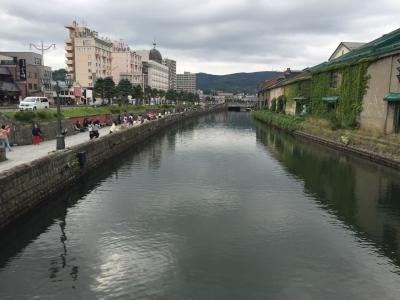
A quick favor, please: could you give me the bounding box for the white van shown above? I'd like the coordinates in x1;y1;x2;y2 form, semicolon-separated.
19;97;50;110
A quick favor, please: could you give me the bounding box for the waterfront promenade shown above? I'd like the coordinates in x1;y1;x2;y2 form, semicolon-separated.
0;126;110;174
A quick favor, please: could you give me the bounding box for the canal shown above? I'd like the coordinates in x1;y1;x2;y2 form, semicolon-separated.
1;111;400;299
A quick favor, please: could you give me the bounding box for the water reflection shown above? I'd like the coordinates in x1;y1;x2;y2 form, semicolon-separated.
255;120;400;266
1;112;400;299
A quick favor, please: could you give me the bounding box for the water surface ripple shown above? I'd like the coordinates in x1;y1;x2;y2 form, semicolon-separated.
1;112;400;299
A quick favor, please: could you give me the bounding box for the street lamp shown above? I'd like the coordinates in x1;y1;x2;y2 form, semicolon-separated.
55;81;65;150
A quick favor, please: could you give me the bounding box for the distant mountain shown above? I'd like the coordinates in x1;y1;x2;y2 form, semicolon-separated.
196;71;281;94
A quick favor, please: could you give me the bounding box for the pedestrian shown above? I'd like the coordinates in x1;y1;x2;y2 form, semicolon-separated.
32;123;42;145
123;114;128;127
83;118;89;130
88;121;94;140
128;114;134;126
1;124;12;152
92;120;100;138
109;122;117;134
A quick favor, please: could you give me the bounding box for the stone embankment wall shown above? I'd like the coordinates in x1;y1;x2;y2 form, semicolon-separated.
253;113;400;171
0;147;5;162
0;106;225;229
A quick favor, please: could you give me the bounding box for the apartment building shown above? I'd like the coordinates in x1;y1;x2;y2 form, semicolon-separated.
65;21;112;88
111;41;143;86
162;58;177;90
177;72;197;94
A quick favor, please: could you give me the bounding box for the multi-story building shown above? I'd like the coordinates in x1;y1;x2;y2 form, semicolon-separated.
65;21;112;88
177;72;197;94
162;58;176;90
111;41;143;86
137;44;169;91
0;51;52;97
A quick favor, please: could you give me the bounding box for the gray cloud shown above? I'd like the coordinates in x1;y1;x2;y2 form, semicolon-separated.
1;0;399;74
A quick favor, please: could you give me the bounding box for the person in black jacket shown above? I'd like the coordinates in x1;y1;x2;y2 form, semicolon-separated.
32;123;42;145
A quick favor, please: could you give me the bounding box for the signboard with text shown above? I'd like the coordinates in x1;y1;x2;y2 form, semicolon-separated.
18;59;26;80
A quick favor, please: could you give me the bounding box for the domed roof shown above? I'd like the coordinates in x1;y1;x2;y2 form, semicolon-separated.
149;43;162;63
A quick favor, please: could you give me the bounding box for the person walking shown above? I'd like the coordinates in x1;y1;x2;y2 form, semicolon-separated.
88;121;94;140
32;123;42;145
92;120;100;138
1;124;12;151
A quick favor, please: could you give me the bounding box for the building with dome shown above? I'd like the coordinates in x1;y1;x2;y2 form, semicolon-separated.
137;43;169;91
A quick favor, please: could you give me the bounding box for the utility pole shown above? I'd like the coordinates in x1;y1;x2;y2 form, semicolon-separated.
29;41;56;66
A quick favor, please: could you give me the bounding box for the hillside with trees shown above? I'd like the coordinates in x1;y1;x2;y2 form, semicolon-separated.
196;71;281;94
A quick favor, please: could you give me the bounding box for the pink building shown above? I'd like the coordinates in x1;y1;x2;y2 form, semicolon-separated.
111;41;143;86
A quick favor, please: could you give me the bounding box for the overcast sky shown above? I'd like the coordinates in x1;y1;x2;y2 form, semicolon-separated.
1;0;399;75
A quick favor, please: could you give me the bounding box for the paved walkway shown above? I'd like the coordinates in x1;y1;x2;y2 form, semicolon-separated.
0;126;110;174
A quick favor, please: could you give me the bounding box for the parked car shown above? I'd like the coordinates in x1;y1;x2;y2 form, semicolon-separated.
18;97;49;110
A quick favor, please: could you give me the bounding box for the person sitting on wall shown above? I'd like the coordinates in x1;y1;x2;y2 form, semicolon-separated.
83;118;89;130
74;120;85;132
91;120;100;139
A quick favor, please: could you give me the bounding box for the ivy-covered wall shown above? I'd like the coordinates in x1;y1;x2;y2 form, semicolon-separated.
284;78;311;114
310;61;370;127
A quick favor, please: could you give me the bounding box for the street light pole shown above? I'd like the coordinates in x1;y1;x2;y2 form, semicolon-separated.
29;41;56;66
55;81;65;150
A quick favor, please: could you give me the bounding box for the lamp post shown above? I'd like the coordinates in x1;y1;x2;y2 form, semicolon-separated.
55;81;65;150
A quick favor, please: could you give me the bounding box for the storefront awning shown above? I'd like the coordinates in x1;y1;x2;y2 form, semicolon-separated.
0;82;19;92
0;67;10;76
322;96;339;103
293;97;308;102
383;92;400;102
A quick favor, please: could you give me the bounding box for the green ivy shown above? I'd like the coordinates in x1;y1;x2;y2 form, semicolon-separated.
277;95;286;113
310;61;370;128
271;98;277;112
284;79;311;110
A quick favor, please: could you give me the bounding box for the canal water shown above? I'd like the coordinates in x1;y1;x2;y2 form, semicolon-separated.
1;112;400;299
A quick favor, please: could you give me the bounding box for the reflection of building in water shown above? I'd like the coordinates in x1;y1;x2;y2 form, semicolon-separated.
256;122;400;265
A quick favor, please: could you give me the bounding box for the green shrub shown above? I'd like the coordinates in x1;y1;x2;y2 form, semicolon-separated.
36;110;54;120
253;110;302;132
14;111;35;122
329;114;341;131
110;107;121;114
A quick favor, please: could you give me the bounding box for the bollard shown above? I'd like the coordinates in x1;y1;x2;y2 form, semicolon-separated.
77;151;86;167
0;145;5;162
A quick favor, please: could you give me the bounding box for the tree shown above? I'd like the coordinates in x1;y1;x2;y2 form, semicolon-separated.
52;68;67;81
158;90;166;103
94;78;106;104
132;85;143;104
103;77;116;105
117;79;132;104
144;86;152;104
166;89;177;102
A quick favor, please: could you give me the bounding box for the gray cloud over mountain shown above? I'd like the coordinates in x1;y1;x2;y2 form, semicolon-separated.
1;0;399;74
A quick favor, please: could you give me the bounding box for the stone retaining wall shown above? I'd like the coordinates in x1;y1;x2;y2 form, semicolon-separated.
253;114;400;171
0;106;225;229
